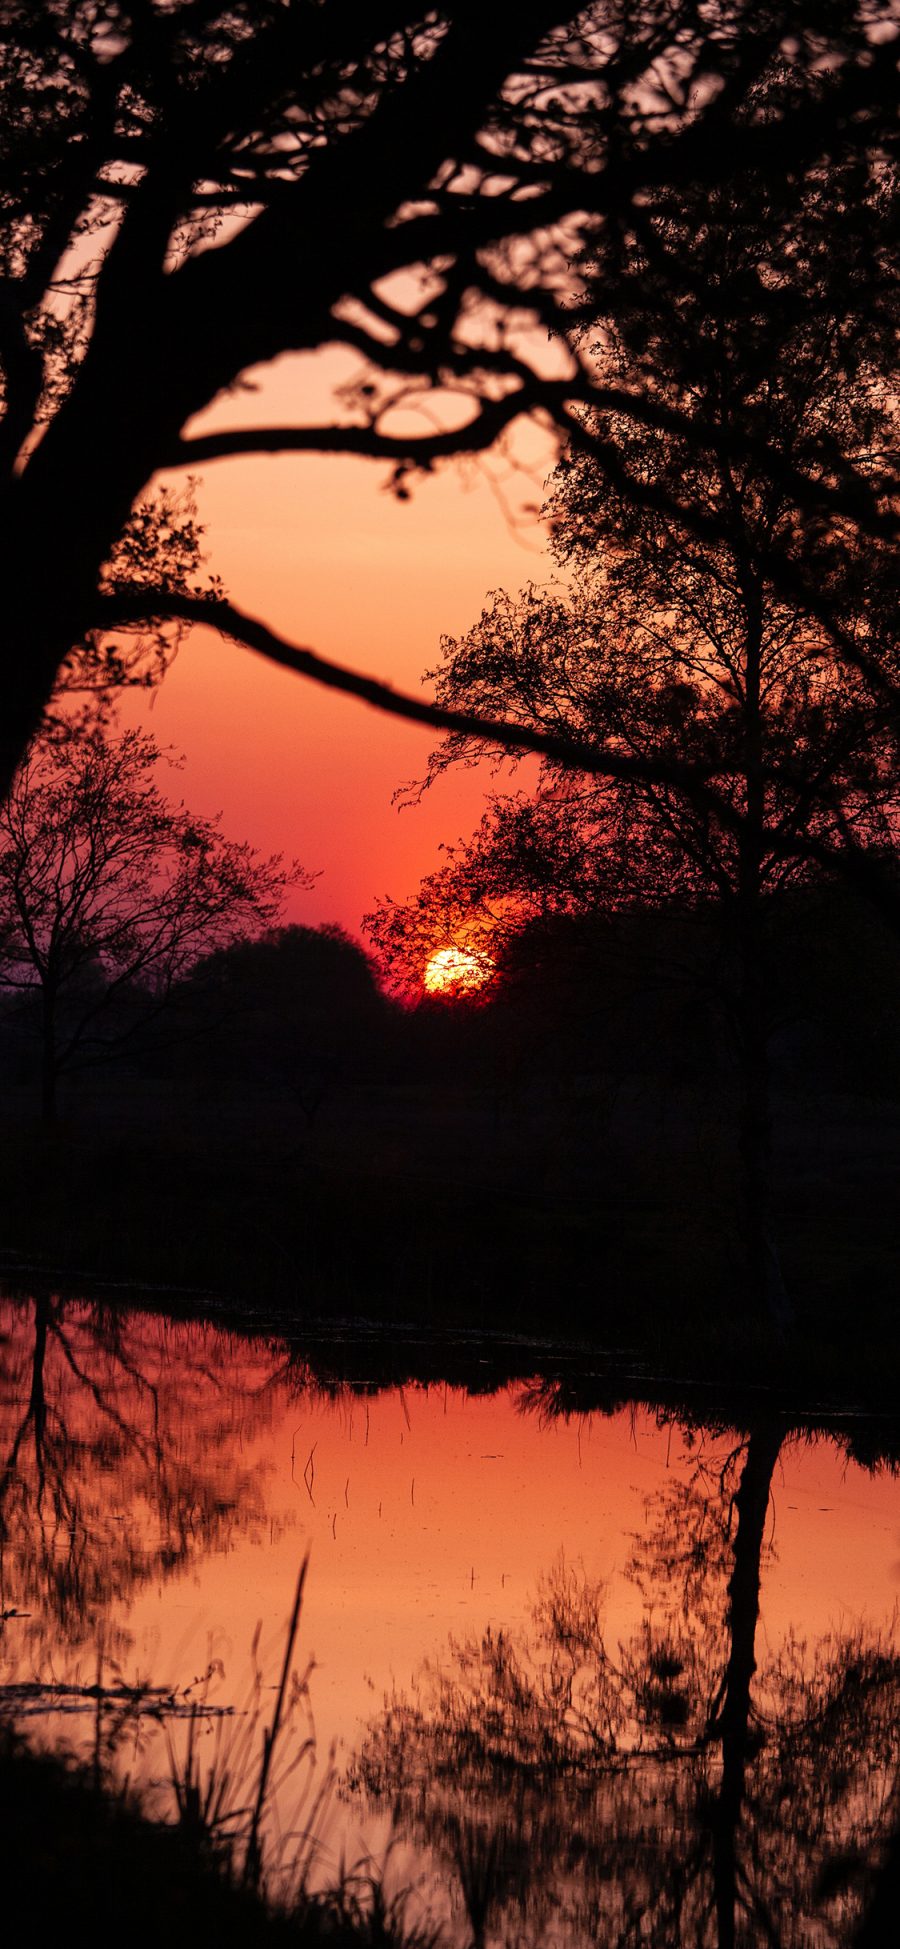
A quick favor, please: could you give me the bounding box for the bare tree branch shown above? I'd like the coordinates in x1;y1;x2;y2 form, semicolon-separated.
93;585;733;800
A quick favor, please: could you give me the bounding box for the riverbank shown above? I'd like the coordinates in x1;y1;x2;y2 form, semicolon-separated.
0;1729;424;1949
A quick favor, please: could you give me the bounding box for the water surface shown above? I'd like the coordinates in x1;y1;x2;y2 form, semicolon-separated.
2;1294;898;1944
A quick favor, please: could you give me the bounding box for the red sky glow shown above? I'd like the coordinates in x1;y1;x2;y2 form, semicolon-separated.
123;350;552;950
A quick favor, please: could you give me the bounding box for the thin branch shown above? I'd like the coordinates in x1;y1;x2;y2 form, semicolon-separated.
93;587;735;807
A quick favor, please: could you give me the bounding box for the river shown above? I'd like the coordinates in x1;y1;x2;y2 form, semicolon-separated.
2;1293;898;1945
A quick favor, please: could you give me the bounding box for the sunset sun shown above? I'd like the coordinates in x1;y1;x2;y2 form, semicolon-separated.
423;946;493;999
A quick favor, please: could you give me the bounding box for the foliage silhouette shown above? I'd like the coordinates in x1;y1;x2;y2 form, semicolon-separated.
49;478;221;739
366;143;900;1314
0;1707;437;1949
0;4;895;794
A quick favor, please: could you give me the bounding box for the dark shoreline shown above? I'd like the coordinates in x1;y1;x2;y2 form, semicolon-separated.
1;1076;898;1423
2;1257;898;1445
0;1729;418;1949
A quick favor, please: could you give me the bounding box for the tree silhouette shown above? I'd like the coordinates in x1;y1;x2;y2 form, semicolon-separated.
49;478;221;741
0;726;307;1121
179;924;391;1118
349;1419;900;1948
365;146;900;1315
0;4;895;792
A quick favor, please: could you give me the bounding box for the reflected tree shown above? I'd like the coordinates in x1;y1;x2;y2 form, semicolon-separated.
0;1296;280;1654
349;1420;900;1947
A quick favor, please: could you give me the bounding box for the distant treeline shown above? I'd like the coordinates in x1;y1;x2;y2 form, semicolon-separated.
0;886;896;1111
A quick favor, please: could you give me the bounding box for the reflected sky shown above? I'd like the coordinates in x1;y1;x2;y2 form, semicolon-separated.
2;1294;899;1944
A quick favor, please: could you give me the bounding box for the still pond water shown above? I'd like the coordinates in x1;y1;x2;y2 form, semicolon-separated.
2;1294;899;1945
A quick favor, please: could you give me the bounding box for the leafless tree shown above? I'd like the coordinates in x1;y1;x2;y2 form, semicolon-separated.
0;726;307;1120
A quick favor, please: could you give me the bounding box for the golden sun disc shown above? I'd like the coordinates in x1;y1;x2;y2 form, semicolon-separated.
423;946;493;998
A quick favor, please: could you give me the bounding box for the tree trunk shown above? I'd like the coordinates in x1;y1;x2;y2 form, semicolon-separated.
0;277;194;795
711;1420;784;1949
41;987;58;1128
735;576;792;1328
0;452;154;793
735;906;791;1328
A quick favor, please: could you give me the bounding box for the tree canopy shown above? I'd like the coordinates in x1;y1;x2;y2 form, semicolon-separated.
0;3;896;793
363;146;900;1311
364;137;900;981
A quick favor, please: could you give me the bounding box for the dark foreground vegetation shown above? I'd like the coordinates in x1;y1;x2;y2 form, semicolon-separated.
0;908;898;1405
0;1729;293;1946
0;1728;427;1949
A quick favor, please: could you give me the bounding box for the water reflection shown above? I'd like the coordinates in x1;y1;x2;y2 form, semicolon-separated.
0;1294;277;1653
350;1425;900;1947
1;1294;899;1945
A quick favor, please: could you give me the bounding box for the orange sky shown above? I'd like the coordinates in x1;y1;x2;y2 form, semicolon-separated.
124;348;553;948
